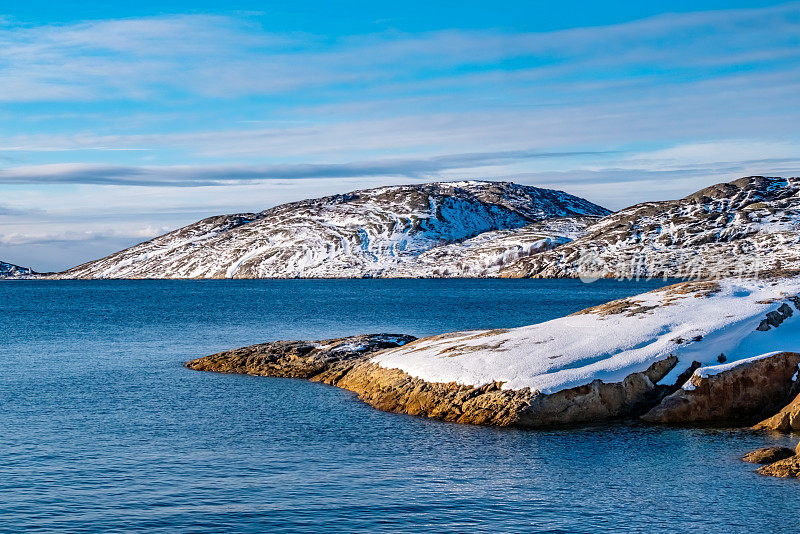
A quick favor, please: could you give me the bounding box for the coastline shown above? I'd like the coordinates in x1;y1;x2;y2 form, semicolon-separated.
185;278;800;477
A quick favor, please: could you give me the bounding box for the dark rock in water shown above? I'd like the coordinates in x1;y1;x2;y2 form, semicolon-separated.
186;334;678;428
742;447;795;464
641;352;800;425
754;391;800;432
717;353;727;364
756;302;794;331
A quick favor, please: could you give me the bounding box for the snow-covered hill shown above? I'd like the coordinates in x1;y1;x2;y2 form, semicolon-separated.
501;176;800;280
57;181;609;279
0;261;36;279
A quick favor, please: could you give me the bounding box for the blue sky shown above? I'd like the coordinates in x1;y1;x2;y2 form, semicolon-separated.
1;1;799;270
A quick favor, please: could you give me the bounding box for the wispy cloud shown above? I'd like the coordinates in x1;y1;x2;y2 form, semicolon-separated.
0;204;40;216
0;226;168;246
0;4;798;102
0;149;606;186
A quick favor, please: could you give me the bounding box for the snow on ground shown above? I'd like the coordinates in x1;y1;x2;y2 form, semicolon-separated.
500;176;800;280
372;278;800;394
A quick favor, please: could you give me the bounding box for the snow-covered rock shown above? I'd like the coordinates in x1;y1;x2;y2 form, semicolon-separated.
0;261;36;279
57;181;608;279
372;278;800;394
187;278;800;428
641;351;800;425
501;176;800;280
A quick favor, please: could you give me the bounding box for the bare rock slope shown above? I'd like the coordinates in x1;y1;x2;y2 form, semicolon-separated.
501;176;800;279
57;181;608;279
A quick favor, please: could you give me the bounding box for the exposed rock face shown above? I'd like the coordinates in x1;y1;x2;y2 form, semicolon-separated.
757;455;800;478
0;261;36;278
56;181;608;279
746;441;800;478
500;176;800;280
186;334;418;377
641;352;800;425
742;447;795;464
186;333;678;427
754;391;800;431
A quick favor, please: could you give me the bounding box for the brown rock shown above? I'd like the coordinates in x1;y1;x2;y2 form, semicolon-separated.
753;391;800;432
641;352;800;425
185;333;418;378
742;447;795;464
186;334;678;428
757;455;800;478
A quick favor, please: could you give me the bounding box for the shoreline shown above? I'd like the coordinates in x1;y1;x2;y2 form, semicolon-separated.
185;278;800;478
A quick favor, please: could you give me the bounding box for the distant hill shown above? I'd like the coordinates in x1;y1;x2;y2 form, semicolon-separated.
0;261;37;278
56;181;609;279
501;176;800;280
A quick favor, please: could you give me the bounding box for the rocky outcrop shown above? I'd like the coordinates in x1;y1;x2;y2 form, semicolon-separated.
753;391;800;431
186;334;678;427
757;455;800;478
756;441;800;478
641;352;800;425
742;447;795;464
744;441;800;478
186;334;418;378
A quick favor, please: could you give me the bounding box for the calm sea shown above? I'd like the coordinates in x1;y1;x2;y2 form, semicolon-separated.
1;279;798;533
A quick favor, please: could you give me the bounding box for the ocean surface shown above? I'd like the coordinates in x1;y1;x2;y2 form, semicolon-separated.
2;279;799;533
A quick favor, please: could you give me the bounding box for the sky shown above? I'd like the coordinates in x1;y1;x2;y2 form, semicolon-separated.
1;0;799;271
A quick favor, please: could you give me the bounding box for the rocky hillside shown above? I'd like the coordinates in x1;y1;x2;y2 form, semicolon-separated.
57;181;609;279
0;261;36;278
501;176;800;280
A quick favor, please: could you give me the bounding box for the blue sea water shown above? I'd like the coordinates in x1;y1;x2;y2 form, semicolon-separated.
1;279;799;533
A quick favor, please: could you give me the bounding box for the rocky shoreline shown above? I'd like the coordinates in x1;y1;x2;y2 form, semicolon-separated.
186;279;800;479
187;339;800;478
187;333;682;427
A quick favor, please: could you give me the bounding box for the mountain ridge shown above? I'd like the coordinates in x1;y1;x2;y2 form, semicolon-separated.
56;180;609;279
